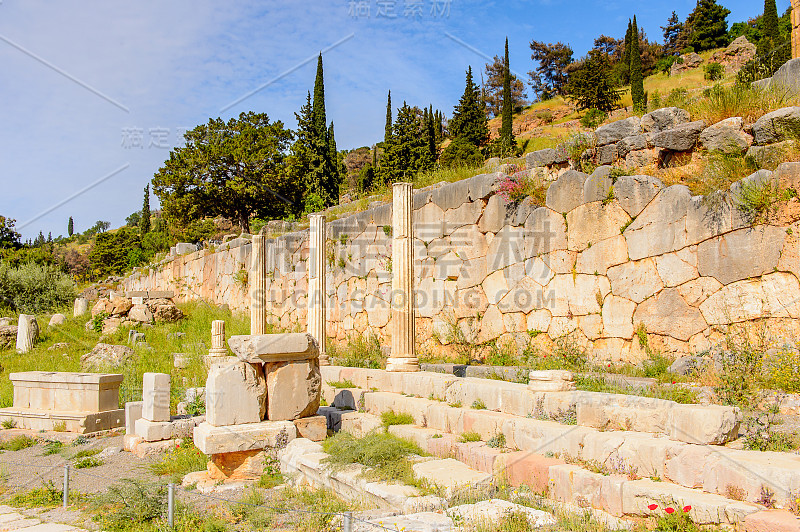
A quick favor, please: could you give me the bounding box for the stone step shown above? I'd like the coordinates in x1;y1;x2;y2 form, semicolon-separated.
0;505;86;532
320;385;800;514
321;366;740;446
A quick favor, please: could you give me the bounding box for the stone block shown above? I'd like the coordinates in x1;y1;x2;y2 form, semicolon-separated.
388;424;443;451
528;370;575;392
206;362;266;426
596;117;641;145
525;148;559;167
596;143;617;165
700;272;800;325
265;358;321;421
616;135;647;157
583;166;613;203
125;401;143;435
193;420;297;454
412;458;488;493
575;235;628;275
503;417;593;458
668;404;740;445
135;418;173;442
142;372;170;422
632;288;706;341
699;117;751;153
496;451;564;493
744;510;800;532
697;225;785;285
48;314;66;327
641;107;691;133
293;415;327;441
545;170;589;214
751;106;800;145
607;258;662;303
15;315;38;354
73;297;89;317
566;201;631;252
228;333;319;363
340;411;383;437
652;120;707;151
207;449;262;480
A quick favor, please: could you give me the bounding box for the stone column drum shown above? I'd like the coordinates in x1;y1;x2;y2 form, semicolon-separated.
250;233;267;335
73;297;89;318
15;314;39;354
387;182;419;372
308;214;328;366
205;320;229;366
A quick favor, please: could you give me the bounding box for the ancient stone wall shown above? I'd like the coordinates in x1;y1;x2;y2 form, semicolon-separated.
125;111;800;363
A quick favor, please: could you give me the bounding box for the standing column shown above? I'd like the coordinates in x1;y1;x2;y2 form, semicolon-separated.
250;234;267;335
387;183;419;372
15;314;39;354
205;320;228;367
308;215;328;365
793;0;800;59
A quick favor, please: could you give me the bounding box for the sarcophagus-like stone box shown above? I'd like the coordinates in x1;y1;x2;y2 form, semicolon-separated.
0;371;124;433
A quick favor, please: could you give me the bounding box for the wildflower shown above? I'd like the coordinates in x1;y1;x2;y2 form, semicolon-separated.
665;507;675;514
683;505;691;512
647;504;658;511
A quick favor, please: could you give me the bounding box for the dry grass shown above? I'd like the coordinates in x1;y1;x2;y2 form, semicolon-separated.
690;84;800;124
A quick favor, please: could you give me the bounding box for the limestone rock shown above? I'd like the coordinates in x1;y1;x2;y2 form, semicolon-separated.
110;297;132;316
525;148;563;168
602;295;636;338
625;185;692;260
477;194;511;233
632;288;706;341
148;300;184;322
128;304;154;324
613;175;663;217
528;370;575;391
583;166;613;203
523;207;568;256
669;52;702;75
654;248;698;288
641;107;691;133
709;36;756;71
206;361;267;426
575;234;628;275
668;404;740;445
607;258;663;303
616;134;647;157
48;314;66;327
194;420;297;454
669;355;703;376
653;120;707;151
595;116;641;145
545;170;589;213
697;225;785;285
228;333;319;363
774;162;800;191
566;201;631;251
0;325;17;349
699;272;800;324
81;343;134;369
293;415;327;441
678;276;723;307
699;117;751;153
770;58;800;94
265;358;321;420
745;141;797;168
751;107;800;145
448;499;557;528
73;297;89;317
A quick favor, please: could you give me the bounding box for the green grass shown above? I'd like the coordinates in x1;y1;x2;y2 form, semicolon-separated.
0;301;253;411
0;435;36;451
322;431;424;486
471;399;487;410
10;482;85;508
41;440;64;456
150;439;207;482
328;334;385;369
72;448;100;459
381;410;415;428
459;432;481;443
328;379;356;389
74;456;103;469
575;376;699;404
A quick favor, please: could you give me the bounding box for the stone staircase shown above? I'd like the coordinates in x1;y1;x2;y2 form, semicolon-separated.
316;366;800;528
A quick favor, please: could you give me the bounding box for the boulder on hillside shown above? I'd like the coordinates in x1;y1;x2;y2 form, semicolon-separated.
699;117;752;153
652;120;707;151
751;107;800;146
595;117;641;146
771;58;800;93
81;343;134;369
710;36;756;72
670;52;703;75
48;314;66;327
640;107;691;133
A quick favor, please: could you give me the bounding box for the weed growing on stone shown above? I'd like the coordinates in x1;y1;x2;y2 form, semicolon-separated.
258;456;283;489
322;431;424;486
575;376;699;404
690;83;798;125
735;176;797;226
471;399;487;410
72;448;100;460
460;432;481;443
52;421;67;432
743;406;799;452
0;420;15;429
328;379;356;389
381;410;415;428
448;401;463;408
329;334;384;369
487;433;506;448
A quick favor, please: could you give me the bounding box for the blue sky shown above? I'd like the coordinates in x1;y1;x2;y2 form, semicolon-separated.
0;0;780;240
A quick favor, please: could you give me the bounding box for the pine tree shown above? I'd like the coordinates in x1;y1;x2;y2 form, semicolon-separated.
67;216;74;237
662;11;684;55
630;16;646;112
379;103;432;183
140;184;151;234
448;66;488;147
565;51;622;112
684;0;731;52
385;91;393;144
500;37;515;155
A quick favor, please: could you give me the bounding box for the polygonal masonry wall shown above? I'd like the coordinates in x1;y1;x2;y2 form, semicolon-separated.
123;157;800;362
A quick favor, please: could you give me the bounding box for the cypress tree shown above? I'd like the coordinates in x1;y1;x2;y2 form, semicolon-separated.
758;0;782;57
67;216;74;237
449;66;488;147
327;122;339;200
312;54;327;140
385;91;393;144
630;16;646;112
140;184;151;234
500;37;515;155
304;54;341;207
426;105;437;161
622;20;633;84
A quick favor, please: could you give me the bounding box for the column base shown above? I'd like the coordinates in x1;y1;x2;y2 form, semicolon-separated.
386;357;420;372
318;353;330;366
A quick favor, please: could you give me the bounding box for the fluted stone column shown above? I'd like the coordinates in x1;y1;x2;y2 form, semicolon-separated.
73;297;88;318
205;319;228;367
16;314;39;354
387;183;418;372
308;215;328;365
250;234;267;335
793;0;800;59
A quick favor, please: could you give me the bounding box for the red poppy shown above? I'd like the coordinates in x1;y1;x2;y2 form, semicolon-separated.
647;504;658;511
665;507;675;514
672;381;676;384
607;363;611;368
683;506;691;513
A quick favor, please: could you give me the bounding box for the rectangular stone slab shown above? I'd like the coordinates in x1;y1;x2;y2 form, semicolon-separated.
0;407;123;433
10;371;123;413
193;420;297;455
227;333;318;363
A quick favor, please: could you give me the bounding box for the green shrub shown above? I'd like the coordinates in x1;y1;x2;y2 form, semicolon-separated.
11;481;81;508
471;399;486;410
691;83;795;125
74;456;103;469
486;433;506;448
580;109;607;129
459;432;481;443
704;62;724;81
322;431;423;485
151;439;207;481
92;479;166;530
734;175;795;225
329;379;356;389
381;410;415;427
73;448;100;460
439;137;484;168
329;334;384;369
1;419;16;429
0;262;75;314
0;435;36;451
